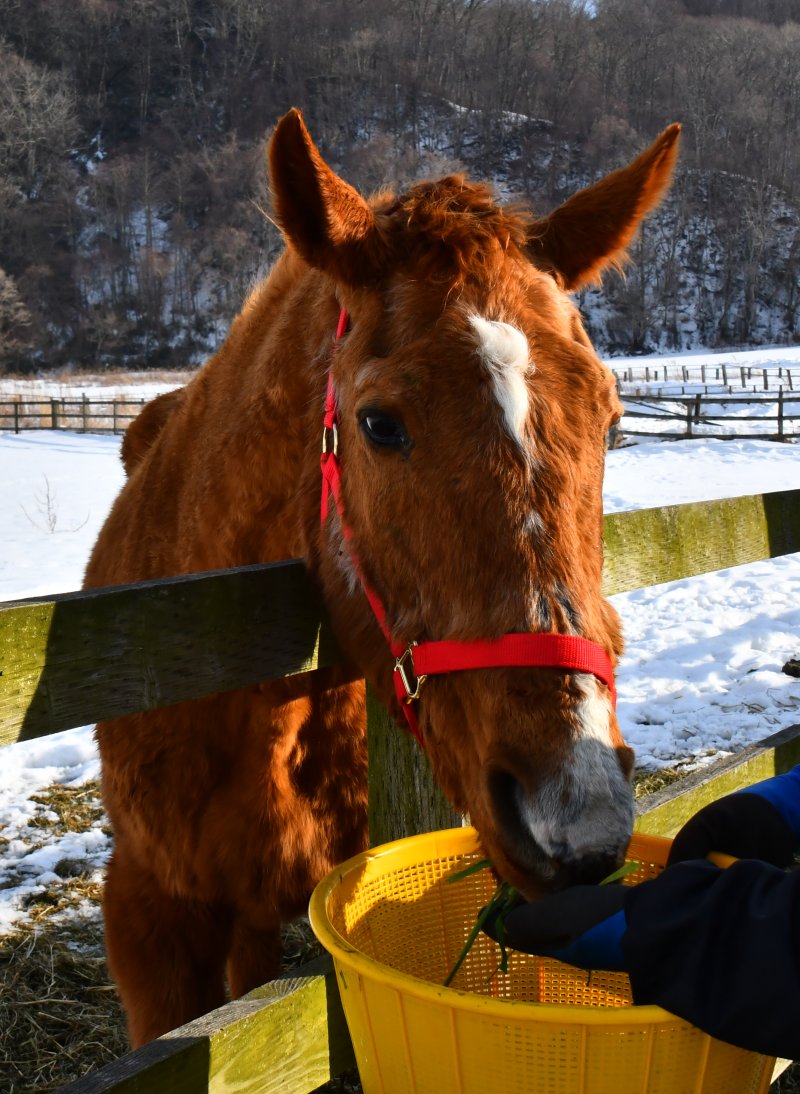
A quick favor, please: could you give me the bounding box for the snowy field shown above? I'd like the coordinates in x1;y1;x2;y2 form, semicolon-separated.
1;351;800;931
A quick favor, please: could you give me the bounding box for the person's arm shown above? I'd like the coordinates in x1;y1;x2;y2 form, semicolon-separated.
667;765;800;867
623;856;800;1059
493;858;800;1059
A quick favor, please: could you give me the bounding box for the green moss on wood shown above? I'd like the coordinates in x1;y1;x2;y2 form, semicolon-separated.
57;958;354;1094
0;563;339;747
603;488;800;595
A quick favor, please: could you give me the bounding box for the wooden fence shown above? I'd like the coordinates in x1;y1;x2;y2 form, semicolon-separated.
618;390;800;442
0;397;147;434
611;362;800;393
2;389;799;444
2;490;800;1092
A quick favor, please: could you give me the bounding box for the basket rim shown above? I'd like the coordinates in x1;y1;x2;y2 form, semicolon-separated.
308;825;693;1028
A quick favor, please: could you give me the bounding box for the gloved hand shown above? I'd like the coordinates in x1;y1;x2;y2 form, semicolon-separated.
668;764;800;868
483;883;629;970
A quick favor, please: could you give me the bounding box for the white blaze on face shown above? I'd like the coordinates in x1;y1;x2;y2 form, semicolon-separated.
469;315;532;445
572;674;616;747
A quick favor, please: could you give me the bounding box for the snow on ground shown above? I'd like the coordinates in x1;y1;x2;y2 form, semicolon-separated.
0;729;106;931
0;432;125;603
1;353;799;931
603;438;800;512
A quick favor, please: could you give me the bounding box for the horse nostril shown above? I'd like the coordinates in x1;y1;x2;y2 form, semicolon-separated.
485;763;556;882
487;764;525;835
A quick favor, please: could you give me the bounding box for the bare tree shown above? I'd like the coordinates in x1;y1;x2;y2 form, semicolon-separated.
0;268;33;369
0;45;78;193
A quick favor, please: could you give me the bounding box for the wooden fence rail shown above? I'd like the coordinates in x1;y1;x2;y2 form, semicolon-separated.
0;397;148;434
619;390;800;441
611;362;800;392
3;391;799;443
2;490;800;1092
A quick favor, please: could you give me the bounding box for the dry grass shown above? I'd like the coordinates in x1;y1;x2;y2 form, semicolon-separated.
28;784;107;835
1;914;128;1092
0;781;124;1091
632;766;689;800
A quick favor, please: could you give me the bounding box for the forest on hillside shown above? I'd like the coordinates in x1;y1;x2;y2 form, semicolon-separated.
1;0;799;374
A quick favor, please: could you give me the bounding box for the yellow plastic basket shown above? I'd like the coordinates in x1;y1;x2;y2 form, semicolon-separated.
309;827;775;1094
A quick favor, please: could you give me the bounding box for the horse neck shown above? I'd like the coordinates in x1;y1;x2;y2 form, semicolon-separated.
182;253;336;569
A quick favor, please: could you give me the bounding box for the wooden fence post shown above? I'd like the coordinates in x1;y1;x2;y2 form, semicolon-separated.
51;398;58;429
366;687;462;846
778;388;784;441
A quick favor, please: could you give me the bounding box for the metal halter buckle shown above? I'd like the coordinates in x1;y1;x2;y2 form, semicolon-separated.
395;643;427;703
321;422;338;456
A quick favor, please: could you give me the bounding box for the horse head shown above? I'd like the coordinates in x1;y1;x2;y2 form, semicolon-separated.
270;110;679;898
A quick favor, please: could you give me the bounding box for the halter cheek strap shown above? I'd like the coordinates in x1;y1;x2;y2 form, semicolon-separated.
320;309;617;748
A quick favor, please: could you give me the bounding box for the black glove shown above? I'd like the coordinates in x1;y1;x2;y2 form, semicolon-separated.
668;766;800;869
483;883;628;970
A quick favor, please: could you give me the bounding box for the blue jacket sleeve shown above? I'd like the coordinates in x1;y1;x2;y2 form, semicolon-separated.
622;857;800;1059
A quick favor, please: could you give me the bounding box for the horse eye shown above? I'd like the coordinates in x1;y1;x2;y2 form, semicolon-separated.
359;409;410;450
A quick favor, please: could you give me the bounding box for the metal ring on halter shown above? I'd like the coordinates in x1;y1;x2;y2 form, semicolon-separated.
395;644;428;703
322;422;338;456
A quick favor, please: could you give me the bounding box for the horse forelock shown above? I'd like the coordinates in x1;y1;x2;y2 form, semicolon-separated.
371;175;533;283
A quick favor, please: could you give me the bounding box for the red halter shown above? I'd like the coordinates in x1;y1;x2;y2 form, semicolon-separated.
320;310;616;747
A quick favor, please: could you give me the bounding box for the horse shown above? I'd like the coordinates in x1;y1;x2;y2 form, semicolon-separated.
84;109;680;1047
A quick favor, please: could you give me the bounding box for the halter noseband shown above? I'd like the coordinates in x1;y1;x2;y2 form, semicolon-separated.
320;310;617;748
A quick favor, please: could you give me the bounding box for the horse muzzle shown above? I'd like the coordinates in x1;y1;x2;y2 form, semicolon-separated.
483;737;635;896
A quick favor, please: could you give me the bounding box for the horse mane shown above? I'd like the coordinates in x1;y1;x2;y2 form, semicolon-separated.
120;387;185;475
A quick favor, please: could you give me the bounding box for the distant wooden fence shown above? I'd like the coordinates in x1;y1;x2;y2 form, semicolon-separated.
611;362;800;393
619;390;800;441
0;397;147;434
2;490;800;1091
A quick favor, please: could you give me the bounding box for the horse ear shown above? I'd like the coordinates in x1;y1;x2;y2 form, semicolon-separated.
528;124;681;291
268;108;383;286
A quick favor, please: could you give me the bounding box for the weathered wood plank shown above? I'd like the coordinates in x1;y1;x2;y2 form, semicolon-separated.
55;956;355;1094
0;562;340;747
366;686;462;845
635;723;800;837
603;488;800;595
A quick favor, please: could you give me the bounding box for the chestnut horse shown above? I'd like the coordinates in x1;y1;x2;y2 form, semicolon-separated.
85;110;680;1047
